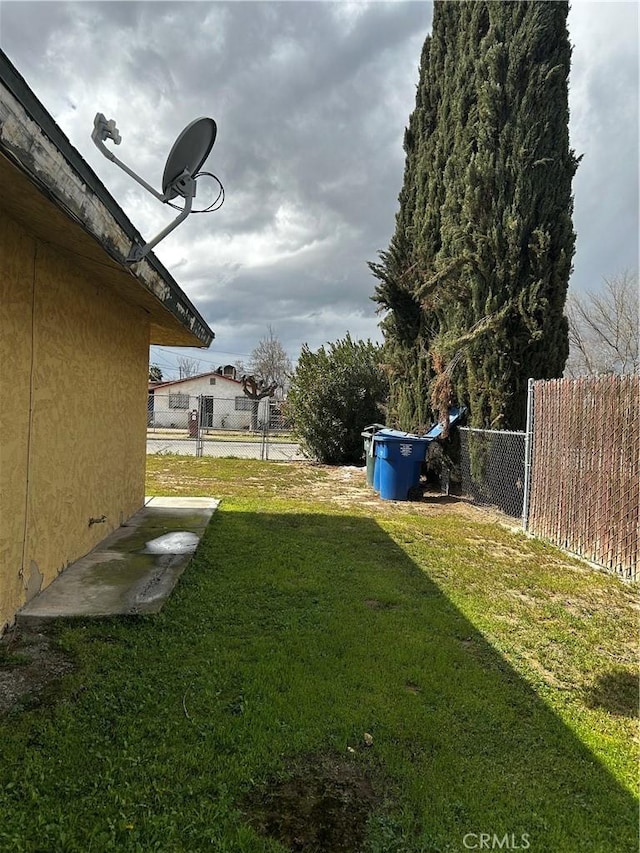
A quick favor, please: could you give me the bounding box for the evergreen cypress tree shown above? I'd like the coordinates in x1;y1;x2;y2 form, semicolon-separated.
371;0;578;430
370;37;434;430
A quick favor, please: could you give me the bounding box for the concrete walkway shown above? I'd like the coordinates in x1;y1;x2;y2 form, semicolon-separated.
17;497;219;627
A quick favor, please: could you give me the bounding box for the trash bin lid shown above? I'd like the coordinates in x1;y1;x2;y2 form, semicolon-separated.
361;423;386;437
376;428;429;443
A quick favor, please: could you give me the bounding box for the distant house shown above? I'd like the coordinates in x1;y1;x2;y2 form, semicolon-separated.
0;50;214;630
149;368;270;431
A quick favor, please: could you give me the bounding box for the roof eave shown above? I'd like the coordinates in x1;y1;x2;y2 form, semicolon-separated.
0;49;214;348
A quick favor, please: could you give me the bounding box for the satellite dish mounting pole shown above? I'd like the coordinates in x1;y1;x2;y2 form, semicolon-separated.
126;173;196;263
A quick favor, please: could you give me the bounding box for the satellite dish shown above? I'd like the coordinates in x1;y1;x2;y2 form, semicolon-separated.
91;113;223;263
162;117;217;199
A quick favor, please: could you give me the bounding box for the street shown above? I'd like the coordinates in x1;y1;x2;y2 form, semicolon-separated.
146;437;305;461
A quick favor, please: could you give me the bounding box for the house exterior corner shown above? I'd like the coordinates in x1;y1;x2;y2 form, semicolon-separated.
0;213;149;630
0;48;215;631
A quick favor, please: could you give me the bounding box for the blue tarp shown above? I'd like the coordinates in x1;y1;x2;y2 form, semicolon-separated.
373;406;466;447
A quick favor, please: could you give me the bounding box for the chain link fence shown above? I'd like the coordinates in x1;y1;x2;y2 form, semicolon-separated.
458;376;638;580
148;379;638;578
147;395;304;461
459;428;526;518
526;375;638;580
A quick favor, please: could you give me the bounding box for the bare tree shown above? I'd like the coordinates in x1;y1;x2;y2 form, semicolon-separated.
249;326;292;396
177;356;201;379
241;375;277;431
565;271;639;377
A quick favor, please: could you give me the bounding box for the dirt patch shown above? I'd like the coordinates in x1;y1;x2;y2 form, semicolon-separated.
287;464;499;523
0;627;74;714
519;652;574;691
364;599;398;611
507;590;542;608
241;752;381;852
462;537;530;561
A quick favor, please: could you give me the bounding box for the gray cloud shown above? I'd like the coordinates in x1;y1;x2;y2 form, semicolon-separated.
1;1;636;379
568;2;639;291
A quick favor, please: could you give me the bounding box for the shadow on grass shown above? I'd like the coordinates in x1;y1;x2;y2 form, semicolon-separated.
193;510;636;852
585;669;639;719
0;509;636;853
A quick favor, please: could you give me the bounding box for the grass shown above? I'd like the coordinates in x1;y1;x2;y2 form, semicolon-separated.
0;458;637;852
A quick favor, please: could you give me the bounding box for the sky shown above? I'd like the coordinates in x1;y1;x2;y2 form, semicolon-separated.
0;1;638;380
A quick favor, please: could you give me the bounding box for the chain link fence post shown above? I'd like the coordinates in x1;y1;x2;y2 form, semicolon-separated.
521;377;535;530
261;407;268;461
196;394;204;457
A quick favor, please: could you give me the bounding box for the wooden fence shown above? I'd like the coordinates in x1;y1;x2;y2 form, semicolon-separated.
525;375;639;580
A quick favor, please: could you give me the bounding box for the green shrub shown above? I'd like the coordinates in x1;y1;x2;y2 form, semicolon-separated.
287;334;388;464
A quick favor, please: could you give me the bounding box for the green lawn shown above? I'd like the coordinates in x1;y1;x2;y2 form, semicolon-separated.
0;458;637;852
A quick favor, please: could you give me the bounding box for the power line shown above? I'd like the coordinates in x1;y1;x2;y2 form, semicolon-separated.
150;346;252;363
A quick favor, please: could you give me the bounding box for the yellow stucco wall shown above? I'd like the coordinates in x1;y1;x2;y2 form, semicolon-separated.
0;211;150;630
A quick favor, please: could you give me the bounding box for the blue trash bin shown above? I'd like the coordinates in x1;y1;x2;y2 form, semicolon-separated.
361;424;385;489
375;429;431;501
373;441;382;492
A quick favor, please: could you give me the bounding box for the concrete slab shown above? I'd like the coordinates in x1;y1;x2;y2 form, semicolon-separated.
16;497;220;627
144;496;220;508
127;497;219;534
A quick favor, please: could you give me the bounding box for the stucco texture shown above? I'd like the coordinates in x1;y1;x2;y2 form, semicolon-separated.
0;212;149;630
